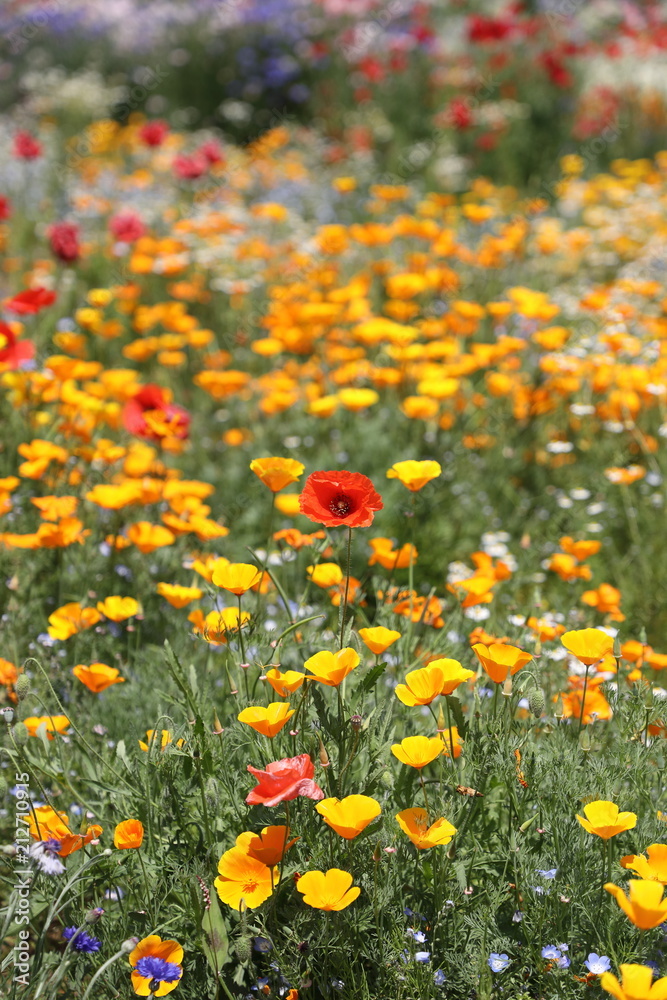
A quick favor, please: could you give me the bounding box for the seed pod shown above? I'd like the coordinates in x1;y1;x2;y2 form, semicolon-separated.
528;688;546;718
12;722;28;745
15;675;30;702
235;935;252;964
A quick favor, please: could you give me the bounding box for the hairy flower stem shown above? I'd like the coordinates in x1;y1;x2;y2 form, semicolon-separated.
578;665;590;735
339;525;353;650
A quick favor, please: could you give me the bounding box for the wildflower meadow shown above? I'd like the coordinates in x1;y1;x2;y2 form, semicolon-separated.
2;1;667;998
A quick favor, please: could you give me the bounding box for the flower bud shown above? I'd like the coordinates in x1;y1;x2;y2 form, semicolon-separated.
12;722;28;745
86;907;105;924
350;714;362;733
528;688;545;718
579;729;591;752
554;696;564;720
613;634;621;659
373;842;382;863
318;736;329;768
502;677;512;698
1;707;14;725
15;675;30;702
235;935;252;964
436;704;445;732
121;937;139;954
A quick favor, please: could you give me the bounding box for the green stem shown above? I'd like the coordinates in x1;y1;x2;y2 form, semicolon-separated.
339;525;353;650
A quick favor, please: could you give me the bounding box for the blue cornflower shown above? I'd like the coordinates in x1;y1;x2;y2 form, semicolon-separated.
62;927;101;953
541;945;562;961
134;956;182;983
488;953;510;973
585;954;611;975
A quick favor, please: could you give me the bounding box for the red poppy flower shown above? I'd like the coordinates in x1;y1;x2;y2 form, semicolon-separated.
173;153;208;181
4;288;57;315
122;384;191;441
109;211;145;242
139;120;169;147
299;470;383;528
0;323;35;370
48;222;80;264
246;754;325;807
13;132;42;159
0;196;11;221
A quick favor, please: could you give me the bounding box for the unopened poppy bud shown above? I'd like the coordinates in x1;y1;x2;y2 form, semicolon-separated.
373;842;382;863
579;729;591;752
502;677;512;698
235;935;252;963
381;769;393;789
15;675;30;701
12;722;28;745
436;704;445;732
318;736;329;768
554;696;564;720
613;634;621;658
533;637;542;659
121;936;139;954
350;714;362;732
86;907;105;924
640;626;648;646
446;841;457;860
212;712;224;735
528;688;545;718
1;707;14;725
519;812;539;833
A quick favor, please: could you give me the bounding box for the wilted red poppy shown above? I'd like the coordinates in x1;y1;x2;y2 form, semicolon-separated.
299;470;383;528
123;384;191;441
4;288;57;315
0;323;34;370
246;754;324;807
48;222;80;264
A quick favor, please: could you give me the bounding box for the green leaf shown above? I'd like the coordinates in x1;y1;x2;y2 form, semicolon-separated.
116;739;132;771
446;695;466;737
360;660;387;694
201;890;230;977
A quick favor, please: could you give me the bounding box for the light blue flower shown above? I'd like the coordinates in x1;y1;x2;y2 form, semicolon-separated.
541;946;561;961
434;970;446;986
536;868;558;879
415;952;430;963
406;929;427;944
585;954;611;975
488;953;510;973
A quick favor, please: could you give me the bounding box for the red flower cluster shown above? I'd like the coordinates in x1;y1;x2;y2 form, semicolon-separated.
48;222;80;264
299;470;383;528
246;754;324;807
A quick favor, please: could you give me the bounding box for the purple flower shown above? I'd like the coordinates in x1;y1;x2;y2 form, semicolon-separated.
62;927;101;953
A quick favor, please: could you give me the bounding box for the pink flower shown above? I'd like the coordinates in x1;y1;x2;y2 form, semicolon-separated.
246;754;325;807
198;140;225;165
173;153;208;180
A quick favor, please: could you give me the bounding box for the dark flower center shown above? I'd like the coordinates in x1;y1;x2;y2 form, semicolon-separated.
328;493;353;518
